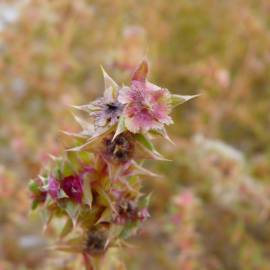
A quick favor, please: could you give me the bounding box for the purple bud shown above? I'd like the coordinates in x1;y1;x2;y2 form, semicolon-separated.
61;175;83;203
48;176;60;200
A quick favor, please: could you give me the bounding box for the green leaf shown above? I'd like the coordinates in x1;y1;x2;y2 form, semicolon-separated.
130;161;160;178
101;65;119;98
83;177;93;208
171;94;200;108
78;151;93;164
60;217;73;238
96;187;116;212
119;221;139;239
31;200;39;210
113;115;126;140
152;127;174;145
28;180;40;194
66;201;80;226
135;133;155;151
138;193;152;209
95;208;112;224
40;208;54;230
135;135;170;161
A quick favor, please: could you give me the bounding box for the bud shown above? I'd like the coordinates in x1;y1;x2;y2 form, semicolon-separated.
102;132;135;164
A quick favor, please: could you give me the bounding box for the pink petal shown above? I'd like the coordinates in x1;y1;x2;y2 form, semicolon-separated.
124;106;162;133
125;115;141;133
118;86;133;104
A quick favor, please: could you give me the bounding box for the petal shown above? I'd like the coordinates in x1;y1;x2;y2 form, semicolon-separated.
118;86;133;104
124;106;162;133
159;115;173;125
103;86;115;103
125;116;141;133
92;111;108;127
132;60;149;82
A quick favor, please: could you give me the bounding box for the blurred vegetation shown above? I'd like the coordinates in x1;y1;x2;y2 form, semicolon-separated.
1;0;270;269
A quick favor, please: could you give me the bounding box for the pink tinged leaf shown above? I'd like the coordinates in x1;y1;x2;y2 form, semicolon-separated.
132;60;149;82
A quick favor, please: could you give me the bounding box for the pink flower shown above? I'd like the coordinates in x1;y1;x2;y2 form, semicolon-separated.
118;60;172;133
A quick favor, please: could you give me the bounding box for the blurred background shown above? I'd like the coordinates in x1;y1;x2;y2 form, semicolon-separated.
1;0;270;269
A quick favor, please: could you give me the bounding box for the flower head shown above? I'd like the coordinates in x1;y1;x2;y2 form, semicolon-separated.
113;198;150;225
29;60;199;266
118;60;173;133
73;67;123;135
89;92;123;128
84;228;109;255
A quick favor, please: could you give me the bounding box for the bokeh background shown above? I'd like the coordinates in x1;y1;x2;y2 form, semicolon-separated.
1;0;270;269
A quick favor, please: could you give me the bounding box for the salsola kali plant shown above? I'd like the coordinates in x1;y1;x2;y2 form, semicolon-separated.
28;60;199;269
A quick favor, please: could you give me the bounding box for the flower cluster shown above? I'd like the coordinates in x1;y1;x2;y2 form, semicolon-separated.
29;60;198;268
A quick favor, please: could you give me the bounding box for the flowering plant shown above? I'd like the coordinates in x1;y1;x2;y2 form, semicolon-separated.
29;60;199;269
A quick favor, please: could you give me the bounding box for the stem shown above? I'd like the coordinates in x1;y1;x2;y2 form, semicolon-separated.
83;253;94;270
